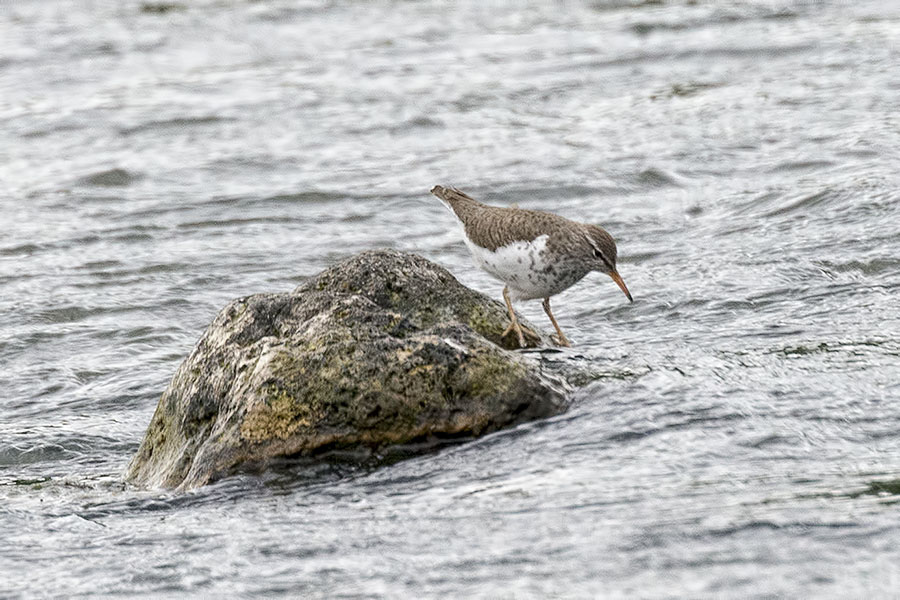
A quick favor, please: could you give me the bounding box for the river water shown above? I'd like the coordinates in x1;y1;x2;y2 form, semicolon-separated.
3;0;900;597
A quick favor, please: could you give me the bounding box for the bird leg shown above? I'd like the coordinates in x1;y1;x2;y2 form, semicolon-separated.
542;297;571;347
501;286;538;348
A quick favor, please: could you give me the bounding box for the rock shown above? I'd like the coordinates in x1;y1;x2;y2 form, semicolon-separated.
126;250;569;490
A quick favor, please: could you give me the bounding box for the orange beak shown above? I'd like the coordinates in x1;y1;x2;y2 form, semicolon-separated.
610;270;633;303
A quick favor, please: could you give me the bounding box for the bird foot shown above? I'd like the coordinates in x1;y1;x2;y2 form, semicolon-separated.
551;333;572;348
501;320;541;348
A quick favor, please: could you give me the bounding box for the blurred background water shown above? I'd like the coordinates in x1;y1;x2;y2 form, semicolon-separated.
3;0;900;597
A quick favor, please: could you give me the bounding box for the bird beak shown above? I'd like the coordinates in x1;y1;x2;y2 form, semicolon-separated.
610;270;633;303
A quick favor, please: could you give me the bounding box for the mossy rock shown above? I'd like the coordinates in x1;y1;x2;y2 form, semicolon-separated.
126;250;568;490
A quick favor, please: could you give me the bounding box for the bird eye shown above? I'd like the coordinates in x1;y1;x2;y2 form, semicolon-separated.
592;248;602;259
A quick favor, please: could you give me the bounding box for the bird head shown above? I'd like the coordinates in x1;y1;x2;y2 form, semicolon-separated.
583;224;632;303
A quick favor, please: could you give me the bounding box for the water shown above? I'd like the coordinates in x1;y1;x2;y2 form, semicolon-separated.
3;0;900;596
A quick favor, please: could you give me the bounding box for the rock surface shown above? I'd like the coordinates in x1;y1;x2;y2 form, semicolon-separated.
126;250;569;490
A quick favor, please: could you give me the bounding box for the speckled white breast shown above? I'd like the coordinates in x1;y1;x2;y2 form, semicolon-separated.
463;234;559;301
439;200;586;301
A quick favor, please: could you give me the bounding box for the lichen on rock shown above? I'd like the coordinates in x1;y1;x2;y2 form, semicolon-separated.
126;250;568;490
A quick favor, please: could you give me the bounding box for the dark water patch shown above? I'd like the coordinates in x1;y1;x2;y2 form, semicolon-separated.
630;5;799;36
136;262;192;275
705;519;860;539
110;231;156;243
762;187;851;217
814;258;900;277
0;442;79;467
848;479;900;499
339;211;374;223
685;203;704;217
738;433;796;450
70;233;103;248
768;160;835;173
71;194;129;205
258;190;352;205
69;276;148;289
139;2;185;15
89;387;165;412
630;15;739;36
567;43;815;75
75;260;124;271
203;153;306;172
119;332;186;351
389;115;444;133
484;183;623;203
796;478;900;505
35;305;102;324
247;1;336;22
120;116;233;136
634;167;682;188
6;477;52;487
650;80;724;99
91;477;277;517
86;224;170;241
13;329;67;347
159;297;194;308
283;273;309;285
630;20;690;36
121;326;156;339
605;427;659;444
777;342;835;357
795;281;880;308
32;382;67;398
20;121;87;139
77;168;143;188
84;41;121;57
33;301;150;325
200;189;390;211
0;243;44;257
588;0;664;11
451;91;495;112
772;339;900;360
193;194;245;208
604;408;746;445
176;215;295;230
624;250;664;264
836;147;881;159
106;203;197;221
775;94;822;107
761;8;800;21
732;186;853;220
66;493;178;520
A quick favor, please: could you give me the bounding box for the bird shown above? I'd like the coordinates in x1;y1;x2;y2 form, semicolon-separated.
430;185;632;348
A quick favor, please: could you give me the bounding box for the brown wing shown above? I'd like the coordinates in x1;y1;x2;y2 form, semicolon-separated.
464;205;576;251
431;184;579;251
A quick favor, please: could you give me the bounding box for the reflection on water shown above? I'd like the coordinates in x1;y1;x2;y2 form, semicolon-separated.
2;0;900;597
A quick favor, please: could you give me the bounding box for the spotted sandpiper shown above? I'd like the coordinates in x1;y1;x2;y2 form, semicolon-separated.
431;185;632;348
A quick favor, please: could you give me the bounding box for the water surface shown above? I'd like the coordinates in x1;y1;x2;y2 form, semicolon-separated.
3;0;900;597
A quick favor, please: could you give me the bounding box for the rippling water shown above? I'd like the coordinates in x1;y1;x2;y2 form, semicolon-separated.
3;0;900;597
